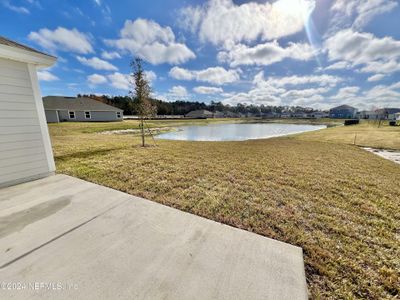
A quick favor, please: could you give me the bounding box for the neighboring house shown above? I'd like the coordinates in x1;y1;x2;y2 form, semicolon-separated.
0;36;56;188
261;112;277;118
395;113;400;121
357;110;379;120
292;112;308;118
185;109;213;118
213;111;225;118
329;105;357;119
43;96;123;123
374;108;400;120
280;112;292;118
308;111;329;118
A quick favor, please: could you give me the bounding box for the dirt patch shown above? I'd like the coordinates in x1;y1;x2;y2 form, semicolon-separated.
100;127;176;135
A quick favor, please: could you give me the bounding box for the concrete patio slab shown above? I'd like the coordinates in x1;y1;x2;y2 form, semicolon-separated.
0;175;307;300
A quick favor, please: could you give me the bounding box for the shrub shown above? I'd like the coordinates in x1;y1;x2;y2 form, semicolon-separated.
344;119;360;126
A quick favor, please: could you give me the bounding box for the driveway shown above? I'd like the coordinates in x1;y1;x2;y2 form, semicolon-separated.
0;175;307;299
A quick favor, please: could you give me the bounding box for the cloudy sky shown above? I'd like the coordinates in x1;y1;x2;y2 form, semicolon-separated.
1;0;400;109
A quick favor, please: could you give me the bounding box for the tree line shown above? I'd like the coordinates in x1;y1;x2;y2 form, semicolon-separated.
77;94;320;116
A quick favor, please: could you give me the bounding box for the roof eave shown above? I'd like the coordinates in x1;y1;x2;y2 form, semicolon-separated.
0;44;57;68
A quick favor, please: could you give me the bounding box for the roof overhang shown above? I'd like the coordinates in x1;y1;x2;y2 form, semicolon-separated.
0;43;56;68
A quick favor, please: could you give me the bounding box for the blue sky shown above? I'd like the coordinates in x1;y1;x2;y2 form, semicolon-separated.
1;0;400;109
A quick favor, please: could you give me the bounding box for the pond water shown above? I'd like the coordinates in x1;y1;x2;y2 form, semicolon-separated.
156;123;327;141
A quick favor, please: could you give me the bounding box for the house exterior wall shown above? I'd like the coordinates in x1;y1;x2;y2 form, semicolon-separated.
52;110;122;122
45;110;59;123
329;108;357;119
0;58;54;188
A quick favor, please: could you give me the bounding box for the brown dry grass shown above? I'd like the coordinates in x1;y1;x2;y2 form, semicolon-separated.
49;120;400;299
295;121;400;150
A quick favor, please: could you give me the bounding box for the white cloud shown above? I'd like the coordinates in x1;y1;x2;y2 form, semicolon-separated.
331;86;360;100
107;72;131;90
218;41;315;67
331;0;398;29
105;18;195;65
101;51;121;60
330;82;400;109
193;86;223;94
254;71;343;88
87;74;107;85
169;66;240;85
281;87;331;99
37;70;59;81
324;61;351;71
168;67;193;81
28;27;93;54
360;60;400;74
222;72;339;108
145;71;157;82
179;0;315;47
169;86;188;98
367;74;386;82
325;29;400;65
325;29;400;75
102;71;155;91
2;1;29;14
77;56;118;71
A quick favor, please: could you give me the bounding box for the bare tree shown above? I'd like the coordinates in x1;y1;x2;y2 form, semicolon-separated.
130;58;157;147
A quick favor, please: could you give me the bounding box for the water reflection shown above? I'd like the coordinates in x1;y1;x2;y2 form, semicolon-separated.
156;123;326;141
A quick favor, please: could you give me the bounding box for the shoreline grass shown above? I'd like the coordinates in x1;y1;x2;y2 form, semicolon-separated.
49;119;400;299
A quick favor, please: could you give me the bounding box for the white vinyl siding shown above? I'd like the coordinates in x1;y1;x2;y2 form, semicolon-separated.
0;58;51;187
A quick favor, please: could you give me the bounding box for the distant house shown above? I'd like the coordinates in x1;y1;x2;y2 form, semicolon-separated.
308;111;329;118
280;112;292;118
357;110;379;120
43;96;123;123
224;111;241;118
396;113;400;121
185;109;213;119
374;108;400;120
329;105;357;119
292;112;308;118
261;112;277;118
213;111;225;118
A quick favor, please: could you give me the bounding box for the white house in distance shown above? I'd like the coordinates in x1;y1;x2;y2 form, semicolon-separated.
0;36;56;188
43;96;123;123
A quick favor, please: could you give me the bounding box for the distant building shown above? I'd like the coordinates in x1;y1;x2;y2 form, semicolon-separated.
374;108;400;120
329;105;357;119
308;111;329;118
357;110;379;120
292;112;308;118
212;111;225;118
280;112;292;118
185;109;213;119
224;111;241;118
395;113;400;121
43;96;123;123
261;112;278;118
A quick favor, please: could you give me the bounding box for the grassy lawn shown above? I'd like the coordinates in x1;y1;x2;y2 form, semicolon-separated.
295;120;400;150
49;119;400;299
